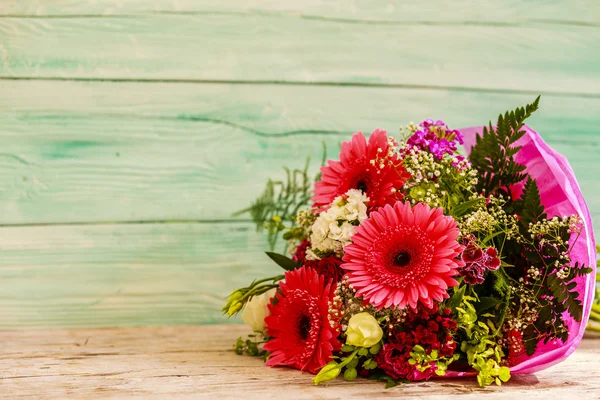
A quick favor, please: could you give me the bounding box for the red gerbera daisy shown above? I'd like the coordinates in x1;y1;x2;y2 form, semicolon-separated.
342;202;464;309
312;129;410;211
264;267;341;374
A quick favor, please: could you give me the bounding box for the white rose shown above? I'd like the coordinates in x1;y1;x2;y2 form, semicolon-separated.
241;288;277;332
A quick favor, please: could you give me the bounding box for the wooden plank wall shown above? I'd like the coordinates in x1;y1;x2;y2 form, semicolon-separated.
0;1;598;328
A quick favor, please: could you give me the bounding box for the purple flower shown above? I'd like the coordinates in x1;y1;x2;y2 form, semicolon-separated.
405;120;464;161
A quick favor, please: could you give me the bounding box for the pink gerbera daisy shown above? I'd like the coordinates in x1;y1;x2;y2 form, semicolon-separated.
312;129;410;211
342;202;464;309
264;267;341;374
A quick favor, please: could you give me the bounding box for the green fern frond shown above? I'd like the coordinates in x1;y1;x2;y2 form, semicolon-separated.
469;96;540;197
518;177;546;227
546;262;592;322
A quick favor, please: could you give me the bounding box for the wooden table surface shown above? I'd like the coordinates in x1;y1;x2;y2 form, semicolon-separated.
1;325;599;399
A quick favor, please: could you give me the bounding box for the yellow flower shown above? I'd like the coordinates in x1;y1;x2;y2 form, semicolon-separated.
345;312;383;348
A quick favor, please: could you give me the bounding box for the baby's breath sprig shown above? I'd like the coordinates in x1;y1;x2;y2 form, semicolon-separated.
400;146;478;211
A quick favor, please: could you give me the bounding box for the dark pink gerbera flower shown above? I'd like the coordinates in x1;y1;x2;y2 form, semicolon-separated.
312;129;410;211
264;267;341;374
342;202;464;309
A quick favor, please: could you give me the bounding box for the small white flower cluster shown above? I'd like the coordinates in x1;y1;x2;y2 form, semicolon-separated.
367;135;401;173
528;215;582;246
334;280;406;334
402;148;439;186
296;208;317;230
460;207;498;233
460;196;519;240
327;295;343;329
555;267;571;280
400;147;479;209
285;208;317;256
399;122;419;139
526;266;542;280
306;189;369;260
505;284;539;331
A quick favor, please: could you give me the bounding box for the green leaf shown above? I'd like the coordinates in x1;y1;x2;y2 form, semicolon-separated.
341;344;355;352
491;269;510;296
482;230;505;245
450;198;484;218
369;342;382;355
448;284;466;311
343;368;358;381
385;379;402;389
474;297;502;313
362;358;376;370
346;357;359;370
265;252;301;271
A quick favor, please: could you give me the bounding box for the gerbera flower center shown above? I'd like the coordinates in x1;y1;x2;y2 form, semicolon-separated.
356;180;368;193
395;251;412;267
297;314;311;341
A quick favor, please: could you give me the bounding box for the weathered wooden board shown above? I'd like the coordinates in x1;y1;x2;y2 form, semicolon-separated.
0;14;599;94
0;0;598;331
1;325;599;399
2;0;599;24
0;222;279;328
1;80;599;226
0;220;597;329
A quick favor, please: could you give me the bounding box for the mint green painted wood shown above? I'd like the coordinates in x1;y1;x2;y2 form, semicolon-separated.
1;15;599;94
1;80;599;226
0;1;598;328
0;221;277;328
2;0;599;24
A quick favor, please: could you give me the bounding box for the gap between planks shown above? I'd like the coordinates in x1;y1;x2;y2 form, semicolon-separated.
0;77;598;99
0;219;253;228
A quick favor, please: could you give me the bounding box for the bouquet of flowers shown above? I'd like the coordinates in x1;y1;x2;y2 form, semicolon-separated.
223;98;596;387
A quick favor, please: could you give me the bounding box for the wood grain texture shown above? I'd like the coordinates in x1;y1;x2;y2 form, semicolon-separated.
0;1;598;330
1;13;599;94
0;221;279;328
2;80;599;226
0;220;597;329
1;325;600;399
2;0;599;24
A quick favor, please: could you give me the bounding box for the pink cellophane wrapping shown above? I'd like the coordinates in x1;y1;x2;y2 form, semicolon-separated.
444;125;597;377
